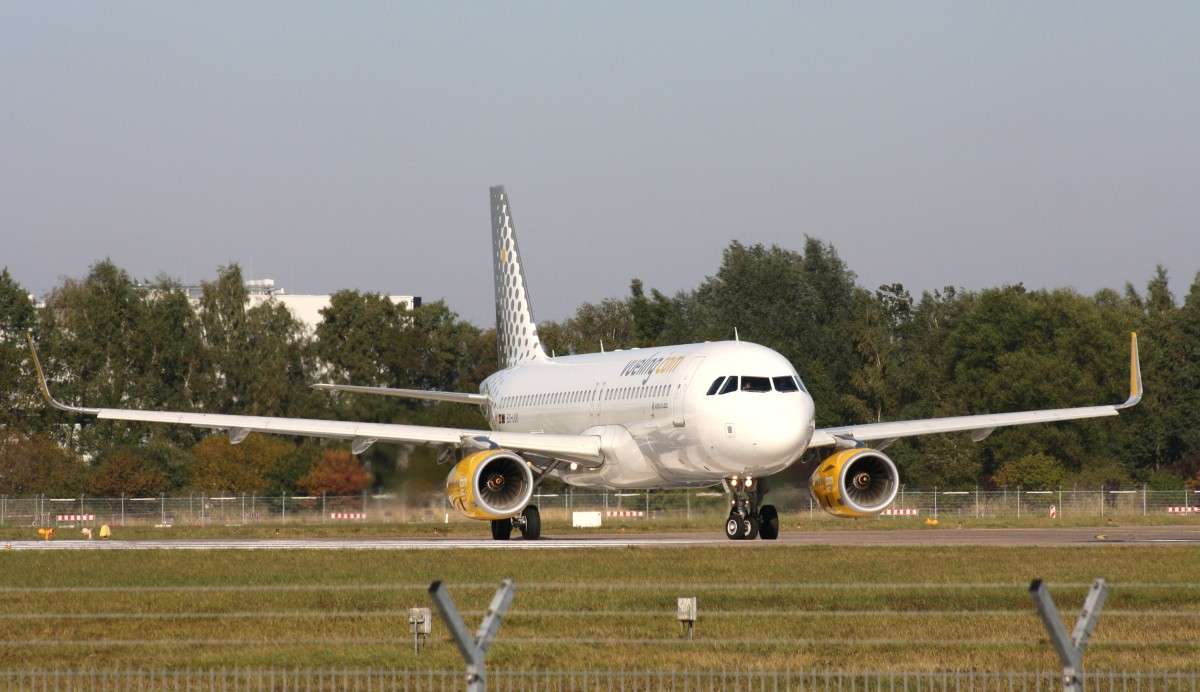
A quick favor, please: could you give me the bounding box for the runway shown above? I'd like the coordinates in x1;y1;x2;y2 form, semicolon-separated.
6;525;1199;550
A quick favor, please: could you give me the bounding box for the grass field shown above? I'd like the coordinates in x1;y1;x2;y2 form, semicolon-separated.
2;531;1199;673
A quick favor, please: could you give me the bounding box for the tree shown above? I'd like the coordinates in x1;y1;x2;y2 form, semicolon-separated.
0;269;39;433
85;447;169;496
197;264;252;412
296;450;373;496
628;278;676;347
190;433;295;494
540;298;636;356
0;433;86;495
994;452;1068;490
36;260;153;455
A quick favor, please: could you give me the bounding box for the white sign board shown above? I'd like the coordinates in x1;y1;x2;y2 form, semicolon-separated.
572;511;602;528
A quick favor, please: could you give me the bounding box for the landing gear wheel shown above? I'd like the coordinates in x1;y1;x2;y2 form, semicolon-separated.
725;514;743;540
759;505;779;540
490;519;513;541
741;515;760;540
518;505;541;540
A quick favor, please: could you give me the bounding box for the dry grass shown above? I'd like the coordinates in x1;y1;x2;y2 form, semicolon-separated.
1;544;1198;672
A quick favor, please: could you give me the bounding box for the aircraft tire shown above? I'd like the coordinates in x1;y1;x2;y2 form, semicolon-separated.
742;515;760;540
724;514;743;540
490;519;513;540
519;505;541;540
759;505;779;540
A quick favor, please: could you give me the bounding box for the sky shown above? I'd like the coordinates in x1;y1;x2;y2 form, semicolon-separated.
2;2;1198;327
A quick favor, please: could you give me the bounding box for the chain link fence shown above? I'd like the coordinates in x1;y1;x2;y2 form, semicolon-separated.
1;487;1198;529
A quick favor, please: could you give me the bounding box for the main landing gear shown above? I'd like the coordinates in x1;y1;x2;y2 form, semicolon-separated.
723;477;779;541
490;505;541;541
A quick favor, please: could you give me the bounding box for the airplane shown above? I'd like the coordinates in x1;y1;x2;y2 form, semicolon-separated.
28;185;1143;541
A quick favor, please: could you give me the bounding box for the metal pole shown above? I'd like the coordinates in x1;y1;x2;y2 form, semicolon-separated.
429;579;516;692
1029;578;1108;692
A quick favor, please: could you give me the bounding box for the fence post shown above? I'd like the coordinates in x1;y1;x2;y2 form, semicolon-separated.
429;579;516;692
1029;578;1107;692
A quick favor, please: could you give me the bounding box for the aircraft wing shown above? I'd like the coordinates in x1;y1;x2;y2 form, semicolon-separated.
810;332;1143;450
311;383;488;405
26;334;602;467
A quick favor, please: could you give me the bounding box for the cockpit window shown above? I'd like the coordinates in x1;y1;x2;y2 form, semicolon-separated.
773;376;799;392
740;376;771;392
711;374;809;394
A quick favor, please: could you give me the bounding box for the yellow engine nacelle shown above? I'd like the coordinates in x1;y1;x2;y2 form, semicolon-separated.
445;450;535;521
809;448;900;518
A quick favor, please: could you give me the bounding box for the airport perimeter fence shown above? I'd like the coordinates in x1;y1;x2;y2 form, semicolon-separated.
2;667;1200;691
2;487;1199;529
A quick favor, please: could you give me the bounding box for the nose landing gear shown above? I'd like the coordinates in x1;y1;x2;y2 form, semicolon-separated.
723;477;779;540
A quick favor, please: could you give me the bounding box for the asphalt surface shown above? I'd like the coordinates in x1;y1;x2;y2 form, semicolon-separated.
6;525;1199;550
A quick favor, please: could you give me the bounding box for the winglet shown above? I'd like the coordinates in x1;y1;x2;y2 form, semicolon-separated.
1116;332;1142;409
25;331;99;415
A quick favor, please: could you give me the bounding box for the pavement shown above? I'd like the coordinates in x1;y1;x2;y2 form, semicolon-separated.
6;525;1199;550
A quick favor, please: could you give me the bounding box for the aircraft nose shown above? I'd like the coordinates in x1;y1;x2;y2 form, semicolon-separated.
714;393;814;472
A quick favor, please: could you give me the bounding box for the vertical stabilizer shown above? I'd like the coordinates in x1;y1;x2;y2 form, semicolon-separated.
491;186;549;369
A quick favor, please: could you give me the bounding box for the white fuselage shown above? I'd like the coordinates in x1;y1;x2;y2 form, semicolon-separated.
479;341;816;489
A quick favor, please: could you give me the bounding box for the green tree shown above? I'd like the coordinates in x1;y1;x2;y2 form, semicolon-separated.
994;452;1068;489
628;278;676;347
539;298;635;356
139;277;212;414
0;269;39;433
36;260;154;455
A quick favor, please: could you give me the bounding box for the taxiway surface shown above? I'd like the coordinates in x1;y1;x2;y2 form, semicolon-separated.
6;525;1199;550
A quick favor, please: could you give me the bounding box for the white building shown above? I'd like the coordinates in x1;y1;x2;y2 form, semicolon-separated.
134;279;420;333
242;279;419;333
